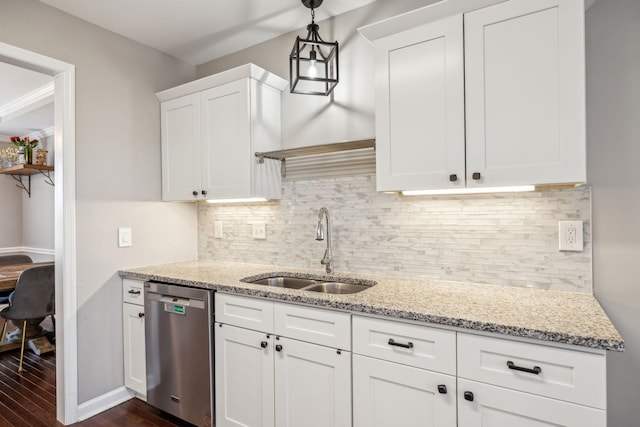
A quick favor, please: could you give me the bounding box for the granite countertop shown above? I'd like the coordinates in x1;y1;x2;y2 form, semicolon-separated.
119;260;624;352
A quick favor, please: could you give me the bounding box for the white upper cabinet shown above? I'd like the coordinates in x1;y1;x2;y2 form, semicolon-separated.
157;64;287;201
373;14;466;192
465;0;586;187
359;0;587;192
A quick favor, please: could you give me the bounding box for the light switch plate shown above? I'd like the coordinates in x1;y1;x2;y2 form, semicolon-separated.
118;227;132;248
214;221;223;239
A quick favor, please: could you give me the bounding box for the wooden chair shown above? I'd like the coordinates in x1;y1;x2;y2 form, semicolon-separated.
0;264;55;372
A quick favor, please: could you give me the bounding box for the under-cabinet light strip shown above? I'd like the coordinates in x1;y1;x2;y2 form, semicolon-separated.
206;197;268;204
402;185;535;196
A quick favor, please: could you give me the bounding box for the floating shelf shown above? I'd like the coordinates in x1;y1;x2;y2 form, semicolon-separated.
0;164;55;197
255;139;375;177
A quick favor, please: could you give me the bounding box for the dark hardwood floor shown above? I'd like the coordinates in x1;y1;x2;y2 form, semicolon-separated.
0;339;193;426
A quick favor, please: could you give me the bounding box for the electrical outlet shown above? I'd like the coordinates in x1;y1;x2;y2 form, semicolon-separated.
559;221;583;251
252;222;266;240
214;221;223;239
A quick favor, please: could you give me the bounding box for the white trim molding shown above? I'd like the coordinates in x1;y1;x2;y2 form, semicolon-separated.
0;81;54;123
0;41;78;425
0;246;55;256
77;387;134;421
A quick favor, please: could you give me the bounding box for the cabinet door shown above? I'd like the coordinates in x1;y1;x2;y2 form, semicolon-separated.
274;337;351;427
465;0;586;187
353;355;456;427
201;79;252;199
160;92;202;201
375;14;465;192
123;303;146;398
215;324;274;427
458;379;605;427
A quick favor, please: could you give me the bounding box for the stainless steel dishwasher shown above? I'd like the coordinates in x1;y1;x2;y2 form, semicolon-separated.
144;281;214;427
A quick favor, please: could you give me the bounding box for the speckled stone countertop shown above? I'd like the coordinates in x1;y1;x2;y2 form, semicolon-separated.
119;260;624;352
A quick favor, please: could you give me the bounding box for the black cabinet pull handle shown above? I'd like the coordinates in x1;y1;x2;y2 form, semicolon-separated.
507;361;542;375
202;190;207;196
192;191;198;196
437;384;447;394
260;341;268;348
275;344;283;352
128;290;141;295
472;172;482;180
138;312;144;318
464;391;474;402
388;338;413;349
449;174;458;182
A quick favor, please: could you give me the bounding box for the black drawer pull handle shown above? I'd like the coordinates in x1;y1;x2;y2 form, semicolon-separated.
472;172;482;180
275;344;283;352
437;384;447;394
260;341;268;349
449;174;458;182
138;312;144;318
388;338;413;349
128;290;141;295
464;391;474;402
507;361;542;375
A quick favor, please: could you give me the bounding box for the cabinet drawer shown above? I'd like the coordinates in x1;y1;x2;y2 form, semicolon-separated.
353;316;456;375
122;279;144;306
274;303;351;350
215;293;274;333
458;333;606;409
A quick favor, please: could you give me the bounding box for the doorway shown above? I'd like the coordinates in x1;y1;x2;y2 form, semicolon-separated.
0;42;77;424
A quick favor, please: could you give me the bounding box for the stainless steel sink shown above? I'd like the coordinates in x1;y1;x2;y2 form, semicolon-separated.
249;277;318;289
303;282;371;295
242;274;375;295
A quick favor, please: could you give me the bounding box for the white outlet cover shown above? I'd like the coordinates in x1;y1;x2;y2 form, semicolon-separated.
559;221;583;251
252;222;266;240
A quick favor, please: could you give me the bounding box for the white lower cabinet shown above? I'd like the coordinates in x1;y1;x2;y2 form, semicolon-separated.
214;293;352;427
457;332;606;427
275;337;351;427
214;295;608;427
353;355;456;427
352;316;457;427
122;279;146;399
457;379;606;426
215;324;274;427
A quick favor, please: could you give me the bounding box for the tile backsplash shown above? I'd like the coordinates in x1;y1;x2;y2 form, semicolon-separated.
199;174;592;292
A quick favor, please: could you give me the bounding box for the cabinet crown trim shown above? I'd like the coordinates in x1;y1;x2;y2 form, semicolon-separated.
156;63;287;102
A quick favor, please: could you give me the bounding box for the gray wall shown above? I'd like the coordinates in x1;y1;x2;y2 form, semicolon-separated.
0;0;198;404
0;142;23;247
587;0;640;425
22;134;54;252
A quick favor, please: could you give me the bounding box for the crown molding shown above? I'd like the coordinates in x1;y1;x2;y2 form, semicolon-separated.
0;126;54;143
0;81;54;123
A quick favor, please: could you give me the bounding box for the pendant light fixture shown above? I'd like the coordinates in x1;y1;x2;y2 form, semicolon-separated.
289;0;339;96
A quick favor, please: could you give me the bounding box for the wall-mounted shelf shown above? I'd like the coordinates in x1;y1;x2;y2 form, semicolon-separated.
0;164;55;197
255;139;376;177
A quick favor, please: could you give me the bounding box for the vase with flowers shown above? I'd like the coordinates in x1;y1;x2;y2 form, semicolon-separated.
10;136;39;165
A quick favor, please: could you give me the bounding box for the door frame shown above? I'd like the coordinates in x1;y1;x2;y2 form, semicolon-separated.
0;42;78;424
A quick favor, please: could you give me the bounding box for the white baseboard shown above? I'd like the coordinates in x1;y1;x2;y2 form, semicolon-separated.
77;386;134;421
0;246;55;256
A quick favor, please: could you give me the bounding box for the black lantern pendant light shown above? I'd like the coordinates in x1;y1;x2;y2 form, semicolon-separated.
289;0;339;96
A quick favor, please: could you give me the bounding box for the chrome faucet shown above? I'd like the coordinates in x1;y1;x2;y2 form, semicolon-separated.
315;207;334;274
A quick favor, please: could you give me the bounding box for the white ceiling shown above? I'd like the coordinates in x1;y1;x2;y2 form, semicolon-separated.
37;0;377;66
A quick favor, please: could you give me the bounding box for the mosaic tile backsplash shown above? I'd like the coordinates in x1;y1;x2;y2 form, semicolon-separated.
198;174;592;292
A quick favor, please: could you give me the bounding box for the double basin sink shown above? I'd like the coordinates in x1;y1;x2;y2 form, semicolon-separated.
241;274;376;295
